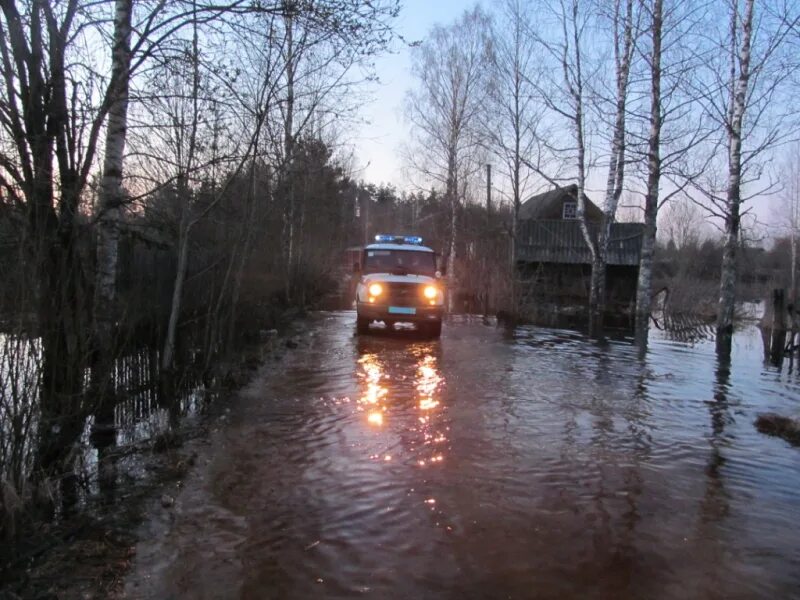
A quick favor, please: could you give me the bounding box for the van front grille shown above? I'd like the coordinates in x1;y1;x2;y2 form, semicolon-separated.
385;283;422;306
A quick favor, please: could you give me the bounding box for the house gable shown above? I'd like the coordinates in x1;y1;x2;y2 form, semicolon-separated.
519;184;603;222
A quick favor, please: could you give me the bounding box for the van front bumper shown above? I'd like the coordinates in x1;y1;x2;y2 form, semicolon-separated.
357;303;444;322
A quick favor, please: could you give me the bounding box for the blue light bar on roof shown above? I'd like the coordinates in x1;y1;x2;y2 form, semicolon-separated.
374;234;424;245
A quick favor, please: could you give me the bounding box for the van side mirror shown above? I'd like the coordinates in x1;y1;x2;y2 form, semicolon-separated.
353;262;361;274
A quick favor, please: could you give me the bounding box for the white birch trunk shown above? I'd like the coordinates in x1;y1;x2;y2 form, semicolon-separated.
590;0;634;336
566;0;594;267
562;0;631;336
92;0;133;394
635;0;662;342
716;0;754;353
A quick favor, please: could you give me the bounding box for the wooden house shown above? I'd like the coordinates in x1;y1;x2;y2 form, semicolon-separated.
516;184;644;326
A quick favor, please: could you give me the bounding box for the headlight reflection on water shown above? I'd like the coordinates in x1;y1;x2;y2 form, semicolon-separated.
356;347;448;468
415;353;447;467
358;353;387;427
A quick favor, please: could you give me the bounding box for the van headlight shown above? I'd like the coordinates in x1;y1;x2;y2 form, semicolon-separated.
423;285;438;299
368;283;383;297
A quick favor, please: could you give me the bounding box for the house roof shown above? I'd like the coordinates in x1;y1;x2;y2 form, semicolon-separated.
516;185;644;266
519;184;602;221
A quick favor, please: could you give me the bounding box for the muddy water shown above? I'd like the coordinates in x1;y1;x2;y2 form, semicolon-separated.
125;313;800;599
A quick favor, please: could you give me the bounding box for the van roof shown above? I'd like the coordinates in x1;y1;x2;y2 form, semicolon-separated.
365;243;435;253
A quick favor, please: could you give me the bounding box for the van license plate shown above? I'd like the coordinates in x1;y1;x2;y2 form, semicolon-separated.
388;306;416;315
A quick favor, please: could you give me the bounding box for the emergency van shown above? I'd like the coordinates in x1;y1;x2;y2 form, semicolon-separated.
353;235;445;337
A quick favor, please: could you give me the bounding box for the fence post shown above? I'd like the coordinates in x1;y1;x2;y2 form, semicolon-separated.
770;288;787;366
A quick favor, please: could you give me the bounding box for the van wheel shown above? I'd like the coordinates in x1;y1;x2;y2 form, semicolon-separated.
356;316;370;335
424;321;442;338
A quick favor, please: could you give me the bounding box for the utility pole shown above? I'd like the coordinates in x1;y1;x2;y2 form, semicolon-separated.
362;191;369;246
486;164;492;217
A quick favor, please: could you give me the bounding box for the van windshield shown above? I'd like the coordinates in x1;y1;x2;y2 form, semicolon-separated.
363;249;436;276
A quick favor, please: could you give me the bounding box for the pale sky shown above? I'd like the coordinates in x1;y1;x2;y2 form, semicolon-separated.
352;0;471;190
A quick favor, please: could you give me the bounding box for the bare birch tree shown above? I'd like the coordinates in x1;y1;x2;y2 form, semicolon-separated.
590;0;637;335
405;6;493;308
534;0;636;335
683;0;799;353
626;0;716;342
92;0;133;400
633;0;663;340
486;0;549;308
93;1;250;384
712;0;753;352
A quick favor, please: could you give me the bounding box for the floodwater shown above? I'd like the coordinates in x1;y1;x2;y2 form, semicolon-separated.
125;312;800;599
0;332;209;507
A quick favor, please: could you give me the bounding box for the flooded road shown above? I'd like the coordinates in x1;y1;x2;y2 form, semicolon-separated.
125;312;800;599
